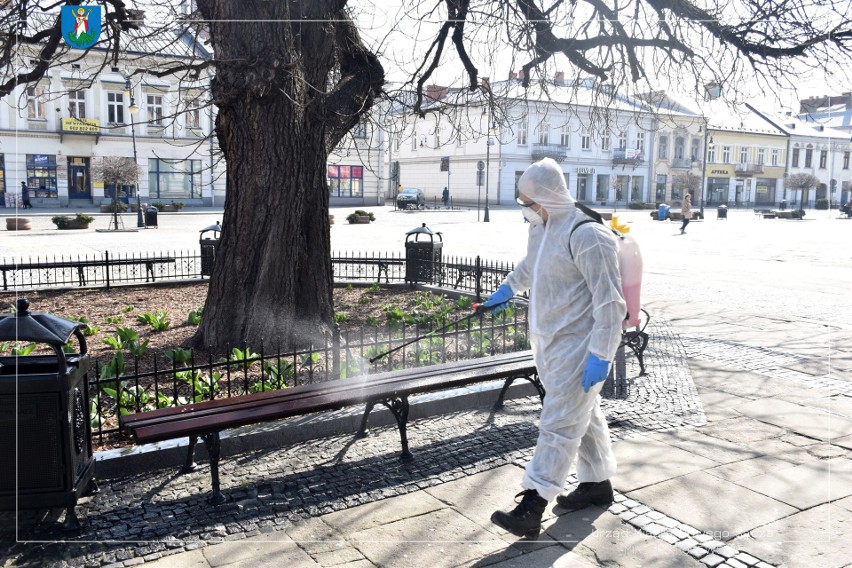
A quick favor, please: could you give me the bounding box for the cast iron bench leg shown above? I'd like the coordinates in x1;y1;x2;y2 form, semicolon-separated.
379;396;412;461
201;432;226;504
355;401;376;438
494;373;545;410
182;435;198;473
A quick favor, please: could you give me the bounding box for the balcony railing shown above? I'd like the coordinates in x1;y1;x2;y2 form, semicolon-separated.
671;158;694;169
612;149;645;166
735;163;764;175
531;143;568;163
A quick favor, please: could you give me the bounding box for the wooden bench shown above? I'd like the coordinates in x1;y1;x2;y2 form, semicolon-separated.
0;256;176;290
120;350;542;503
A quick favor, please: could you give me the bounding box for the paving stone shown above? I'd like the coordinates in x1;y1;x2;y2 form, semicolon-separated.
733;552;759;565
676;538;699;552
714;545;738;558
688;546;709;559
701;554;725;567
659;532;680;545
723;559;748;568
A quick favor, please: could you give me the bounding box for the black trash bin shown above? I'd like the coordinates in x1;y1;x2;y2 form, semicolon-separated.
200;222;222;277
717;204;728;219
0;298;95;530
145;205;159;228
779;200;787;210
405;223;443;284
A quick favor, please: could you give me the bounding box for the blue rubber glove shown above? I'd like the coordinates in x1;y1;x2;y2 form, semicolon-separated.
480;283;514;313
582;354;610;392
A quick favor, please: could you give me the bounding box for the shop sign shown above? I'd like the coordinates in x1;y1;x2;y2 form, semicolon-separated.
61;117;100;133
577;167;595;174
709;166;733;176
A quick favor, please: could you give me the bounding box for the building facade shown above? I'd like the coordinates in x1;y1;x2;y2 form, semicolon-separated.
0;33;222;209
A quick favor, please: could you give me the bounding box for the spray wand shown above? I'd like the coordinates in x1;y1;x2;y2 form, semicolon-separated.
368;304;488;363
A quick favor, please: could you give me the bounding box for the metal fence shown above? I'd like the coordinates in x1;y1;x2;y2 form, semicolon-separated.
88;305;530;443
0;250;515;296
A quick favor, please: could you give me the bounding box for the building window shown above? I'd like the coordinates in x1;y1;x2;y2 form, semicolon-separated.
148;158;202;199
844;151;850;169
636;132;645;152
630;176;644;202
722;146;731;163
739;147;749;164
147;94;164;125
327;165;363;198
596;174;609;201
353;121;367;139
26;154;58;198
617;131;627;150
27;86;45;119
658;135;668;159
395;134;401;152
655;174;667;201
560;124;571;147
601;133;610;151
517;120;528;146
819;150;827;169
581;133;591;150
68;90;86;118
674;137;685;160
537;123;549;145
184;97;201;129
757;148;765;165
690;139;700;162
107;92;125;124
434;127;440;148
792;148;800;167
771;149;780;166
707;146;716;163
805;147;813;168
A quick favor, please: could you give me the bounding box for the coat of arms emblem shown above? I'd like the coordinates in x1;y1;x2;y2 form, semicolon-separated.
61;5;102;49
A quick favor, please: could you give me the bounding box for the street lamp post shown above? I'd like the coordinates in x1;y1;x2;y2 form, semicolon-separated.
484;127;494;223
699;130;714;218
125;78;144;228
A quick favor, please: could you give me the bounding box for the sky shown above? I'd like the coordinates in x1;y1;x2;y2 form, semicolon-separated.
352;0;849;116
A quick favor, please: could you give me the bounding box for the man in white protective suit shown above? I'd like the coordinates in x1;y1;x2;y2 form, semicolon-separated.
484;157;626;538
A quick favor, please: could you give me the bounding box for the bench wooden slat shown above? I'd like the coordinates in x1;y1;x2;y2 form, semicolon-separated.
121;351;535;440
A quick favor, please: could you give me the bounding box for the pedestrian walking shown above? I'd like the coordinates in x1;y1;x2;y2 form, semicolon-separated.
680;193;692;234
485;158;626;538
442;186;449;208
20;181;32;209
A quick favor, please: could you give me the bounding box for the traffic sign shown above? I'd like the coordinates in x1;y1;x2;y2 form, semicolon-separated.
477;160;485;171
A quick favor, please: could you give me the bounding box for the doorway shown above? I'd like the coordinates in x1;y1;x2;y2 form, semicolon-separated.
67;157;91;200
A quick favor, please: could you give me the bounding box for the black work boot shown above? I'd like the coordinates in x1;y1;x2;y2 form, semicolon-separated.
556;480;614;511
490;489;548;538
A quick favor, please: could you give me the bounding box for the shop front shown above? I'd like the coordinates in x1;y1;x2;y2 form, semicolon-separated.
26;154;58;203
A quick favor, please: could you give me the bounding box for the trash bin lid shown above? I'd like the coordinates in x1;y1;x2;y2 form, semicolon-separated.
200;221;222;237
0;298;84;346
405;223;442;242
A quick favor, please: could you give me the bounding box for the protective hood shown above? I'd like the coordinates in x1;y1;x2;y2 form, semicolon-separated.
517;158;575;211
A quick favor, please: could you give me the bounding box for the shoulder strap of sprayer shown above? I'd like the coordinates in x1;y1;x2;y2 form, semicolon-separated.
568;202;622;261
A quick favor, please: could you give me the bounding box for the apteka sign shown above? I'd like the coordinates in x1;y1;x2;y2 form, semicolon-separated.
61;5;101;49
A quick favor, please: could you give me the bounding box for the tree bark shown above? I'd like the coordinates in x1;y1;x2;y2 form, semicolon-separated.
192;0;383;351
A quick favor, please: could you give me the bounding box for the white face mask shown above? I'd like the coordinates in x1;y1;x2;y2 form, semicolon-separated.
522;206;545;226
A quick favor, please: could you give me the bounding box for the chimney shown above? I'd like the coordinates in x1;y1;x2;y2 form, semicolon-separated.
517;69;526;82
508;71;517;81
554;72;565;86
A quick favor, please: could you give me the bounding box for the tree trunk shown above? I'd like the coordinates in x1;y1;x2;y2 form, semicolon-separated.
192;1;383;352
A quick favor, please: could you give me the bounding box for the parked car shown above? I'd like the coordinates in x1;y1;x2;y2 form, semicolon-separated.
397;188;426;209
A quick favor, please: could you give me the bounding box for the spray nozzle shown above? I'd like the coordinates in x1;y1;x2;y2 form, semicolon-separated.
610;215;630;235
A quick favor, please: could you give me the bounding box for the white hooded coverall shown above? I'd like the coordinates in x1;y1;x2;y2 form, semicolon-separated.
505;158;626;502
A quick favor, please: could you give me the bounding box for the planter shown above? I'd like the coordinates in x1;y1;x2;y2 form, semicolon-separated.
6;217;32;230
59;219;91;230
347;216;371;224
158;205;178;212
